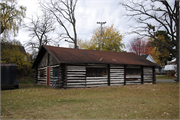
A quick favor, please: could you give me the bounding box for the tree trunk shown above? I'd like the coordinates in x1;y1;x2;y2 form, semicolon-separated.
177;1;179;82
74;40;77;49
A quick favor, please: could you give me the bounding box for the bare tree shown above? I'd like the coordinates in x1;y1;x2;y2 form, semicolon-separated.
40;0;78;49
119;0;179;82
24;11;56;52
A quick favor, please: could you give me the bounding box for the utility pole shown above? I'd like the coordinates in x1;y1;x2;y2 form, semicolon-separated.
97;21;106;51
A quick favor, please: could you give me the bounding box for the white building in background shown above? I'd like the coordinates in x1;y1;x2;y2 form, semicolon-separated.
164;59;177;72
164;65;177;71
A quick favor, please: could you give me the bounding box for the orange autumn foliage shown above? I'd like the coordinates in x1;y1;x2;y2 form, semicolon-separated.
145;41;153;56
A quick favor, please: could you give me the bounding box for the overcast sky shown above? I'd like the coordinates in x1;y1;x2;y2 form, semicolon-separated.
16;0;141;52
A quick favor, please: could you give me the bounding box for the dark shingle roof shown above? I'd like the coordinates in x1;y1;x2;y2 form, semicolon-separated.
32;45;159;68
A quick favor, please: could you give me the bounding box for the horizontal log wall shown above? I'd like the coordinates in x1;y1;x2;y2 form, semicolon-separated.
66;66;86;88
50;66;53;86
110;65;124;86
66;64;109;88
37;50;61;87
126;66;141;85
61;64;154;88
37;67;47;85
37;65;60;86
86;64;108;87
86;76;108;87
36;64;155;88
56;64;66;88
143;67;153;83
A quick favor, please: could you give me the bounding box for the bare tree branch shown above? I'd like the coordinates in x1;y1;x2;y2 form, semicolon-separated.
40;0;78;48
24;11;57;52
119;0;179;81
120;0;178;46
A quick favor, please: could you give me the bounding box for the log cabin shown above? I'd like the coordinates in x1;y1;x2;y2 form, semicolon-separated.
32;45;159;88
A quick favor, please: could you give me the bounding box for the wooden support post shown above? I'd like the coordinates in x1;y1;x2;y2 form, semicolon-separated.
57;64;60;88
141;66;144;84
85;67;87;88
124;65;126;85
34;67;38;84
108;64;110;86
152;66;156;84
60;64;65;88
61;64;67;89
64;64;67;88
46;67;50;86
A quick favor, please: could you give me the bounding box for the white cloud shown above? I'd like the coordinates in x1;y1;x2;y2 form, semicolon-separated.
75;0;129;42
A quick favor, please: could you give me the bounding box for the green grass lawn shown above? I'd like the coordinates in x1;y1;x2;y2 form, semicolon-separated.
1;82;179;119
156;75;174;80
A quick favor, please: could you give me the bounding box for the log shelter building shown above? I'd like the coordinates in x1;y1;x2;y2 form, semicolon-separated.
32;45;159;88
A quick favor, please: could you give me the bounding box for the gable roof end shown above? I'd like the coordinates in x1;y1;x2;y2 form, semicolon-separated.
32;45;60;68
